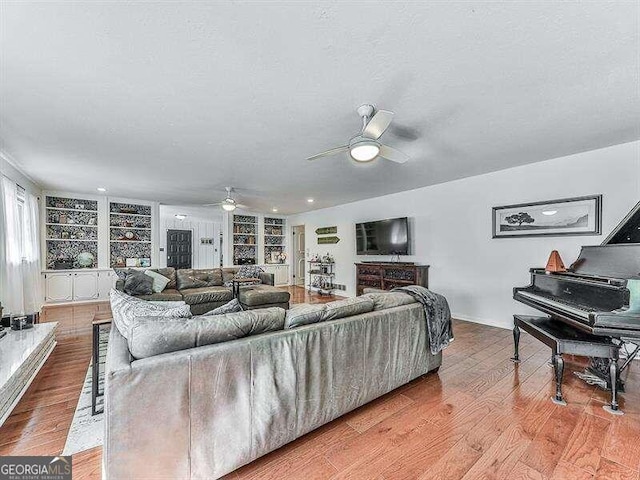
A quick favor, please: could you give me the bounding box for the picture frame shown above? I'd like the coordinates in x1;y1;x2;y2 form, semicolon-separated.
492;195;602;239
139;258;151;267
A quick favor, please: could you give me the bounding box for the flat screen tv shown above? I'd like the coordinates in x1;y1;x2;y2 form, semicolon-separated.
356;217;409;255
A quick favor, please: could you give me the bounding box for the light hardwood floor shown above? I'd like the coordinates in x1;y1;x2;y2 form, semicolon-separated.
1;286;638;480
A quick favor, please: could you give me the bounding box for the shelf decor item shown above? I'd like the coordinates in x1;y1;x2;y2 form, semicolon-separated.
492;195;602;239
76;251;95;268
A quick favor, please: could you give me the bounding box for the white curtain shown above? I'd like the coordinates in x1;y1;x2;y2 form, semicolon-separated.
1;176;24;314
22;191;42;313
0;176;42;314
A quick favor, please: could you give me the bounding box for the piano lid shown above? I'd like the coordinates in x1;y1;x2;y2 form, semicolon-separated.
568;200;640;279
603;200;640;245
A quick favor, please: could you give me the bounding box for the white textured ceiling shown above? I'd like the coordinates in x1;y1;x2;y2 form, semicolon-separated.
1;2;639;214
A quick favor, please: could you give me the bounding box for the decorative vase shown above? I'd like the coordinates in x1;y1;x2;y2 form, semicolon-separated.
626;278;640;314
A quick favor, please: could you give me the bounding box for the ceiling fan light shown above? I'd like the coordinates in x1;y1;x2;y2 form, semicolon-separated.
350;141;380;162
222;201;236;212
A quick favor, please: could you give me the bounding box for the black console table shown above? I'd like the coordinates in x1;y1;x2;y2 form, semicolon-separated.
512;315;623;415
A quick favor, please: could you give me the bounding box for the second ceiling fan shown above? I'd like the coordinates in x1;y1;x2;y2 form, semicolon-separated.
307;104;410;164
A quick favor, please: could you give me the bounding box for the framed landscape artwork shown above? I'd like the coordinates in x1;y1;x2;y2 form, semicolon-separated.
492;195;602;238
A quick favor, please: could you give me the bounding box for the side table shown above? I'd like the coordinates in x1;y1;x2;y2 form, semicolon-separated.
92;312;112;416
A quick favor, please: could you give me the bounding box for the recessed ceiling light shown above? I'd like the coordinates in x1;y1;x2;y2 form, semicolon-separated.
542;210;558;216
97;187;107;192
272;208;278;213
175;214;187;220
307;198;314;203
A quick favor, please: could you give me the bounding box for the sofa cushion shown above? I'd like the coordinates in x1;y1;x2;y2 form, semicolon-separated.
321;296;375;322
180;286;233;305
238;285;290;306
176;269;223;290
284;303;327;329
127;307;286;359
144;270;170;293
135;289;183;302
203;298;243;315
109;289;192;339
362;291;416;311
123;270;153;296
221;268;237;285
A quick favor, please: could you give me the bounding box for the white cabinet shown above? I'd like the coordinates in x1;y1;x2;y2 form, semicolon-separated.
44;272;73;302
98;270;118;299
262;264;289;286
43;270;113;303
72;272;99;300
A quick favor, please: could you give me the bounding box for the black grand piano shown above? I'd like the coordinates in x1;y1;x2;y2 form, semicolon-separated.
512;200;640;414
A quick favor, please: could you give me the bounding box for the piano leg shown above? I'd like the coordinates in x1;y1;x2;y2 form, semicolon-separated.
603;359;624;416
511;325;521;363
551;354;567;406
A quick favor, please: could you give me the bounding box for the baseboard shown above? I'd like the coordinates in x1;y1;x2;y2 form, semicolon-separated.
452;313;511;330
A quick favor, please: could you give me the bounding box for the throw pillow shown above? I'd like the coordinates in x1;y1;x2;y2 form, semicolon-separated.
321;297;375;322
124;270;154;296
203;298;243;316
284;303;327;329
127;307;286;359
362;291;416;310
109;289;192;339
144;270;170;293
227;265;264;287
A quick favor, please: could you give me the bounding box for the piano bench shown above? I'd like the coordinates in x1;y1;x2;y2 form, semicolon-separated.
511;315;623;415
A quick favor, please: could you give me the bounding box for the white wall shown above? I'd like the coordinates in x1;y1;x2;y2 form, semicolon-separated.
289;141;640;329
159;205;223;269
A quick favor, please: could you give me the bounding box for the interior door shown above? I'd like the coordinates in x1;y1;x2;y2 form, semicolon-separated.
294;226;305;286
167;229;192;269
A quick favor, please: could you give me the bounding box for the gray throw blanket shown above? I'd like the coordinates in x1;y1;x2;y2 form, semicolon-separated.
392;285;454;354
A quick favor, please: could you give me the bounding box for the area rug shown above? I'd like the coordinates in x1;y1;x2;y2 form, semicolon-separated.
62;325;109;456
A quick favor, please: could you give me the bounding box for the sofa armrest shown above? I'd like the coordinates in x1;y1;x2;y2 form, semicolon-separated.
260;272;274;286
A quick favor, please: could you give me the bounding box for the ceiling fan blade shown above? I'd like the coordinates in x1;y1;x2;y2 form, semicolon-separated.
306;145;349;161
363;110;394;139
379;144;410;164
203;202;222;206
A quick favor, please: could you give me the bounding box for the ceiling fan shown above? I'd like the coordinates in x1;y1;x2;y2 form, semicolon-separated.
203;187;248;212
307;104;410;164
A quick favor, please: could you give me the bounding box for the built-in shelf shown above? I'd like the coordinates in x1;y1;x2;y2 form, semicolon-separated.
46;223;97;228
110;212;150;218
111;240;151;243
109;202;153;267
233;214;258;265
47;207;99;213
45;195;100;270
46;238;98;242
109;226;150;230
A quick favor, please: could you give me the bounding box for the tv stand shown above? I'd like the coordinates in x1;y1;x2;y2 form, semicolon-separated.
355;262;429;295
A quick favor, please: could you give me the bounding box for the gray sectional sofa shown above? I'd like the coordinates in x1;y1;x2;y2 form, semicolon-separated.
104;292;442;479
115;267;290;314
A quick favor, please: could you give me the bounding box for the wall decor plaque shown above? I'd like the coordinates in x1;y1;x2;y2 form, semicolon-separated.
492;195;602;238
318;236;340;244
315;226;337;235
